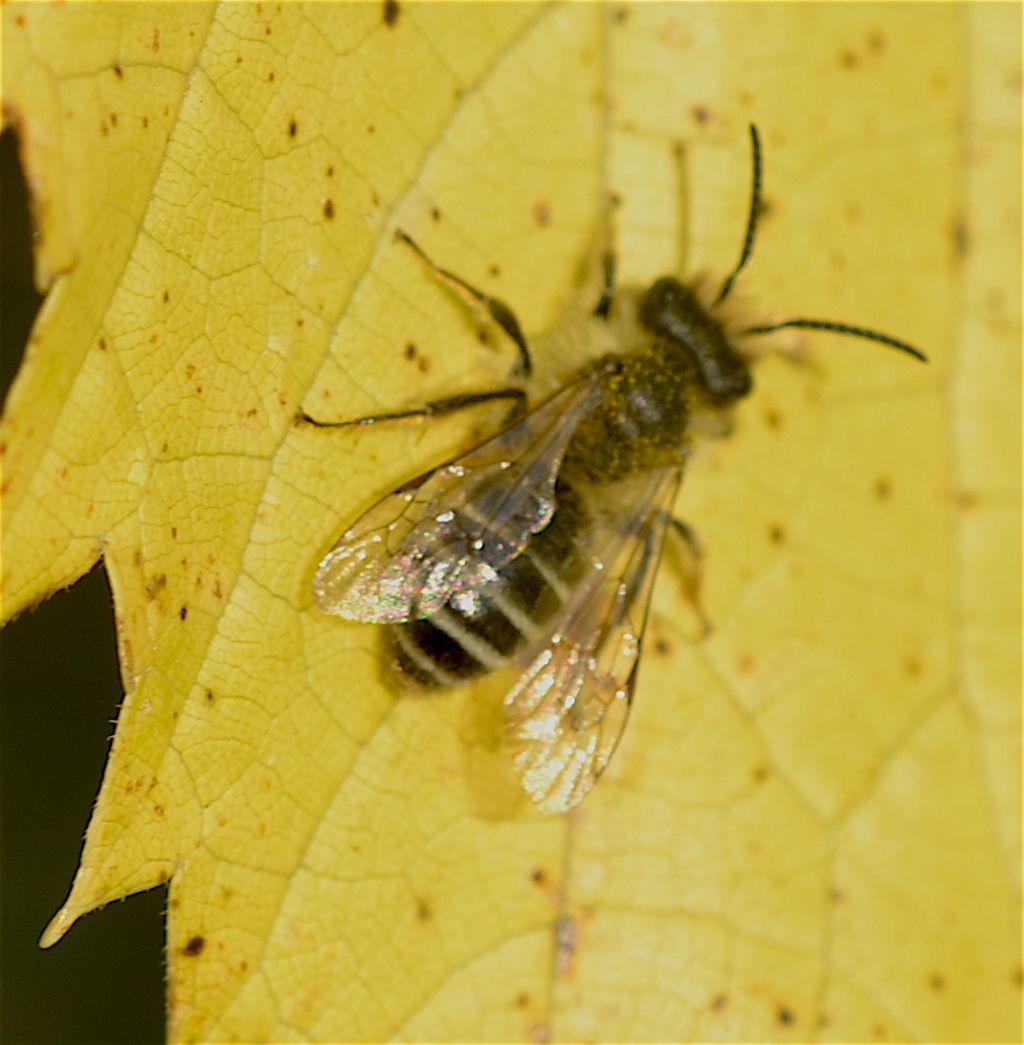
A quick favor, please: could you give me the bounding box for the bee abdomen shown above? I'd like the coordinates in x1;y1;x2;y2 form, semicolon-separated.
389;527;575;690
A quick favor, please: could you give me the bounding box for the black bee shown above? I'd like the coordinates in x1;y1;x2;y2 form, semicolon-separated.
303;126;926;814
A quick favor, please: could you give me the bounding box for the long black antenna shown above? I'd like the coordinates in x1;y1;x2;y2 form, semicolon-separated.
715;124;928;363
714;124;763;306
746;318;928;361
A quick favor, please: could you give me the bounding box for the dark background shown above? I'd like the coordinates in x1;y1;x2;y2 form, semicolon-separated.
1;128;164;1043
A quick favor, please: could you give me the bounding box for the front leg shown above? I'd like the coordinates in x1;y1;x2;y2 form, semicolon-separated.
667;517;713;637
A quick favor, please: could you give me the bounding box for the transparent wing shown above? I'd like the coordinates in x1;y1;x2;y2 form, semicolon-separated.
505;468;683;814
312;378;599;623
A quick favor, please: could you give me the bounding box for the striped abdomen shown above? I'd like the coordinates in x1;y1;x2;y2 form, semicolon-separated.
389;482;586;689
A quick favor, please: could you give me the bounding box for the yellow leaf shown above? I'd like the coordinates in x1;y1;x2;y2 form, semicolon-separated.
2;3;1019;1041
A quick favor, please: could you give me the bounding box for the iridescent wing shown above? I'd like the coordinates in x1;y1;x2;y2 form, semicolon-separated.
312;378;600;623
504;468;683;814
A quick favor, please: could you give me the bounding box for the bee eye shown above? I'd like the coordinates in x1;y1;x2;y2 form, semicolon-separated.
637;278;700;343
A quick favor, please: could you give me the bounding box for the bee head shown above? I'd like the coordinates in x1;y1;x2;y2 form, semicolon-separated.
638;276;754;404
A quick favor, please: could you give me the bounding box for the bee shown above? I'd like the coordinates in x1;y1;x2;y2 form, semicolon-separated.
302;125;926;814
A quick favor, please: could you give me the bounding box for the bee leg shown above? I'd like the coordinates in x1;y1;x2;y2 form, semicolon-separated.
298;387;528;430
395;230;533;379
667;517;713;637
668;140;686;278
592;247;617;320
589;191;622;320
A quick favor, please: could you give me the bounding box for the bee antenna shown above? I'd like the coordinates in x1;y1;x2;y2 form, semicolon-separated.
714;124;763;307
745;317;928;361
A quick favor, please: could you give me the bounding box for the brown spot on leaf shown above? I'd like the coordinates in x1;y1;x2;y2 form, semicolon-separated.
323;198;335;220
121;637;134;678
288;117;297;138
415;896;432;921
951;215;969;259
145;574;167;600
113;64;124;79
179;605;188;621
383;0;401;27
776;1004;795;1026
555;916;576;978
874;477;892;501
529;867;547;887
691;104;711;125
710;993;728;1013
404;342;417;360
431;205;442;222
516;991;531;1008
181;935;205;957
533;199;552;226
928;972;946;992
768;523;785;545
205;689;215;704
